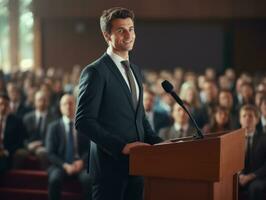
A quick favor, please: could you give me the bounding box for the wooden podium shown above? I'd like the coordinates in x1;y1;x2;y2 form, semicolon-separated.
130;129;245;200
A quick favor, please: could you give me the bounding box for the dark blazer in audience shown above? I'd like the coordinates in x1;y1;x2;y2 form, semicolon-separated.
46;118;91;200
23;110;54;144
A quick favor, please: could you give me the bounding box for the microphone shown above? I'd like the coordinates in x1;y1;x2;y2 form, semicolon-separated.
161;80;204;139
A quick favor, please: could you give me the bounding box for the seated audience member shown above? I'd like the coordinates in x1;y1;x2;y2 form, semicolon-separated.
238;104;266;200
0;93;25;172
179;81;201;115
21;90;54;169
159;102;195;140
7;82;32;119
218;89;239;128
46;94;91;200
257;96;266;134
143;89;171;135
196;80;218;128
204;106;231;133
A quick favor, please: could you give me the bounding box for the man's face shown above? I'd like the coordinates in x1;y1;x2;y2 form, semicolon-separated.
0;97;9;116
240;110;258;131
219;92;233;109
34;93;48;112
104;18;135;55
172;104;189;125
143;92;154;112
60;95;75;119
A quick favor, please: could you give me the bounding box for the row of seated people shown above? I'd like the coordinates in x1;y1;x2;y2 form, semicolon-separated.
0;92;91;200
143;87;266;200
0;67;266;200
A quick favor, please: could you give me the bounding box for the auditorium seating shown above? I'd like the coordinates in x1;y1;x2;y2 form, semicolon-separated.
0;170;82;200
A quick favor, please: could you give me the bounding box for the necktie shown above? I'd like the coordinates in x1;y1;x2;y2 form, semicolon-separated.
121;60;138;110
65;121;74;164
245;136;252;171
37;116;43;138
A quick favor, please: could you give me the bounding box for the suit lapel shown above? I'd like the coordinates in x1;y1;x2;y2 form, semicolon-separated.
103;53;136;112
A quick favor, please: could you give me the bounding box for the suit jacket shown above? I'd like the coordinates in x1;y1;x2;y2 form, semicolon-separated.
152;111;172;135
23;110;54;145
3;114;25;156
243;131;266;179
46;118;90;170
159;124;196;140
75;53;162;179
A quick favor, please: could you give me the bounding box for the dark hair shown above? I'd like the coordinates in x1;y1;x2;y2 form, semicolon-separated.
100;7;134;34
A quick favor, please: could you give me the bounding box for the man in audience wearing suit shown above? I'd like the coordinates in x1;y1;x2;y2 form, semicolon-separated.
7;82;32;119
256;96;266;135
238;104;266;200
21;90;54;169
46;94;91;200
143;89;171;135
75;7;163;200
159;102;195;140
0;93;25;172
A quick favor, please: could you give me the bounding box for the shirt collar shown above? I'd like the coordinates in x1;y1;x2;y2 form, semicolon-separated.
261;116;266;127
35;110;47;118
107;47;129;65
62;115;72;125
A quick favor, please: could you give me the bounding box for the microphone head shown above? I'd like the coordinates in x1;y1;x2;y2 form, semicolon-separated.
161;80;173;93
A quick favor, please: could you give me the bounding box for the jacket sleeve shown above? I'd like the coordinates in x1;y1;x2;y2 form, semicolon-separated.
46;123;65;168
75;66;126;160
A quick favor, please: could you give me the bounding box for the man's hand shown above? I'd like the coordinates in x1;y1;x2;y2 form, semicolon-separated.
27;141;42;152
73;160;84;173
122;142;151;155
239;173;256;186
63;163;76;175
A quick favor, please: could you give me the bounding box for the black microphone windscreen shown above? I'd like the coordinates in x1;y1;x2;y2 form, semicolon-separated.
161;80;173;93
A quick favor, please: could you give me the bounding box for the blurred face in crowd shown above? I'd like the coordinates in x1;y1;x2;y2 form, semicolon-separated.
184;88;195;105
219;75;231;90
260;99;266;118
7;83;20;102
143;91;154;112
103;18;135;58
255;92;265;107
205;68;216;81
218;91;233;110
60;94;76;119
0;97;9;116
240;84;254;103
172;104;189;125
34;91;49;112
203;81;218;103
225;68;236;82
215;109;229;127
240;109;259;133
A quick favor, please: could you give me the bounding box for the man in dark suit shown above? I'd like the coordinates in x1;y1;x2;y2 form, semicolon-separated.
143;89;171;135
0;93;25;172
46;94;91;200
159;103;195;140
256;96;266;135
19;90;54;169
75;7;162;200
238;104;266;200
